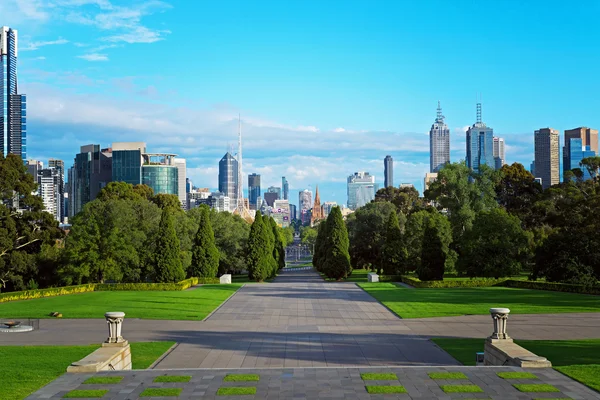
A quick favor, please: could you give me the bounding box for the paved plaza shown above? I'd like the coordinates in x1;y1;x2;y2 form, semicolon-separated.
17;267;600;398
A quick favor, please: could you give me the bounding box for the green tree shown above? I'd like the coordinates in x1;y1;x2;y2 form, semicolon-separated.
152;193;182;211
322;207;352;280
495;163;542;228
425;162;498;244
300;226;317;248
580;156;600;183
459;208;532;278
281;226;295;247
0;154;64;291
97;181;145;202
312;219;329;271
133;184;154;200
246;211;271;281
189;206;220;278
381;210;407;276
262;215;278;277
402;210;430;273
417;211;452;281
346;201;398;272
374;186;425;215
152;209;185;283
270;218;286;271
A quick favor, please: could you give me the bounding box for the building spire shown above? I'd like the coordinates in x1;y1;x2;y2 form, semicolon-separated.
435;100;444;123
476;102;482;125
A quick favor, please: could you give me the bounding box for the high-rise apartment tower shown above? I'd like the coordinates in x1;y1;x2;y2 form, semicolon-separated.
534;128;560;189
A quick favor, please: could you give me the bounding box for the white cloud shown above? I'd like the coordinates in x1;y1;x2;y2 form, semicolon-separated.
76;53;108;61
103;26;170;44
21;38;69;51
35;56;47;60
333;127;346;133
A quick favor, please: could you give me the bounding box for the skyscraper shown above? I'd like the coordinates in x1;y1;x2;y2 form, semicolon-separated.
218;152;238;211
493;137;505;170
347;172;376;210
112;142;145;185
267;186;281;199
37;168;62;222
563;127;599;177
429;101;450;172
466;103;494;174
282;176;289;200
248;173;261;210
534;128;560;189
298;189;313;224
173;158;187;210
70;144;112;217
48;159;65;222
564;138;596;181
384;155;393;188
1;26;26;159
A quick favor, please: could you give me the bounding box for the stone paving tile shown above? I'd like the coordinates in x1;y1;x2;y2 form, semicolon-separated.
26;367;600;400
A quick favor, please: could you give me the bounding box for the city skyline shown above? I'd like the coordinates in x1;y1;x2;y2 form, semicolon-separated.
4;2;600;203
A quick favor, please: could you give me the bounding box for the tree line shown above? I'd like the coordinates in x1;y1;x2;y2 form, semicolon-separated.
314;159;600;285
0;155;294;292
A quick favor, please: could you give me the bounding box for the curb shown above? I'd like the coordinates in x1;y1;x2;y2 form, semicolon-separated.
148;342;179;370
202;284;245;322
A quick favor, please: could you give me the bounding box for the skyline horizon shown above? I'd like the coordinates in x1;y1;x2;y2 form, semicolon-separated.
3;1;600;205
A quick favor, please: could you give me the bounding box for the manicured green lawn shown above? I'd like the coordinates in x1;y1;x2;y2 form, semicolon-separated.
139;388;182;397
365;385;406;394
83;376;124;385
428;372;468;380
322;269;370;282
63;389;108;398
513;384;560;392
153;375;191;383
1;342;175;400
0;284;241;320
223;374;260;382
440;384;483;393
497;372;538;380
217;387;257;395
360;372;398;380
432;338;600;393
358;283;600;318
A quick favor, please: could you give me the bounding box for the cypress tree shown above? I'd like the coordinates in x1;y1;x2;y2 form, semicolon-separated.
153;208;185;283
418;212;451;281
313;219;329;271
262;215;278;278
322;207;352;280
247;211;270;282
189;206;220;278
382;210;407;276
270;218;286;270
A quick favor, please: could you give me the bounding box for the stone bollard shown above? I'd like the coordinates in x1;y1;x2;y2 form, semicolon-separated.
489;307;510;340
104;311;126;345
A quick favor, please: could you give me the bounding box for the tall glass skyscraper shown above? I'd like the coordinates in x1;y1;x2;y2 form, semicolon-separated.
384;155;393;187
248;173;261;210
282;176;289;200
466;103;494;174
347;171;377;210
1;26;26;159
429;101;450;172
218;152;238;210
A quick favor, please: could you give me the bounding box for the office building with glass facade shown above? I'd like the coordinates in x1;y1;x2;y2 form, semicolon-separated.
564;138;596;181
282;176;289;200
347;171;376;210
1;26;26;159
466;103;494;174
218;152;238;211
69;144;112;217
141;153;178;195
248;173;261;210
429;102;450;173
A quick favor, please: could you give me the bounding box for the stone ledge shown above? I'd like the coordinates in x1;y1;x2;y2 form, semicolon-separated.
484;338;552;368
67;343;131;373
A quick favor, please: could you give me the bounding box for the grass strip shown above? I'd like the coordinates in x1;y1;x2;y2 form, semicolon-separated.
556;365;600;392
223;374;260;382
360;372;398;380
130;342;175;369
365;385;407;394
63;390;108;398
428;372;468;380
440;384;484;393
497;371;538;380
217;387;257;396
139;388;182;397
83;376;123;384
153;375;191;383
513;384;560;392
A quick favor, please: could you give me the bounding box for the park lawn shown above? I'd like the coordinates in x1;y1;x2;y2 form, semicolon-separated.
0;342;174;400
0;284;241;320
321;269;370;282
432;338;600;392
358;283;600;318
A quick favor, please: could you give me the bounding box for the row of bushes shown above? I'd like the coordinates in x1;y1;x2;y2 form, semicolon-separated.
0;277;221;303
396;275;600;295
399;276;509;288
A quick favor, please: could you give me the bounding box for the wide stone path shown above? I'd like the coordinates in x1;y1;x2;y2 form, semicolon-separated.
152;268;457;368
28;366;600;399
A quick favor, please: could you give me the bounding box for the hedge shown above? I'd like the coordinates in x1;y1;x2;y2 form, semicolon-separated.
503;279;600;295
0;284;96;303
0;277;221;303
399;275;508;288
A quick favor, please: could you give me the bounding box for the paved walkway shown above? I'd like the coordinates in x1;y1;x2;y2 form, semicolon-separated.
27;366;600;399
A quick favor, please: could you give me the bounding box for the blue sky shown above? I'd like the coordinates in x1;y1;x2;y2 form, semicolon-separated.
4;0;600;206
